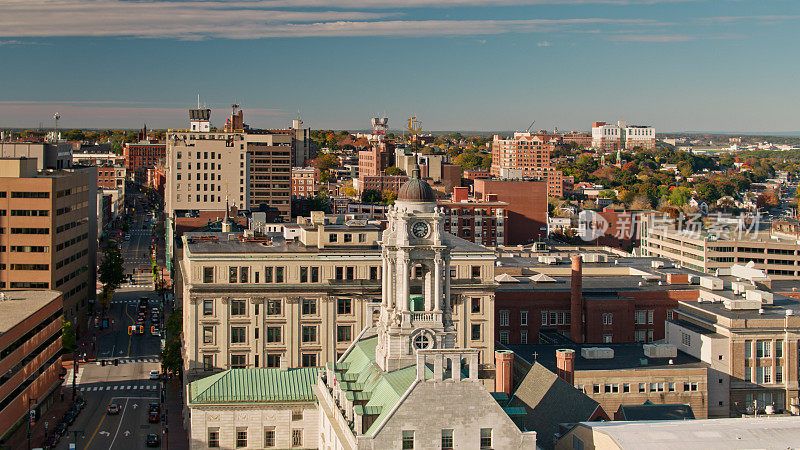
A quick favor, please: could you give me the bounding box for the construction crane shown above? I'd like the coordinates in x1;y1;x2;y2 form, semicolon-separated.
407;116;422;135
525;120;536;133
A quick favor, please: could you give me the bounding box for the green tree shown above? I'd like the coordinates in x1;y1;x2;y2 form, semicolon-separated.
318;169;333;184
385;166;405;176
160;311;183;375
382;190;397;205
62;319;76;353
98;242;125;310
361;189;382;204
669;186;692;206
309;190;331;212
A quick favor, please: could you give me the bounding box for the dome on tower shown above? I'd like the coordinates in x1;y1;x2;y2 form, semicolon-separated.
397;177;436;202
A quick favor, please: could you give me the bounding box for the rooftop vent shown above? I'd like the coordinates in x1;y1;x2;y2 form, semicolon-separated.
580;347;614;359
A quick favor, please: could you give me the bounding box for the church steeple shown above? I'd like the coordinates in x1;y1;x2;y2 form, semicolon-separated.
375;177;455;372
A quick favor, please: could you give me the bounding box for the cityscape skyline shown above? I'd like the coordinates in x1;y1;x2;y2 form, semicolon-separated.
1;0;799;132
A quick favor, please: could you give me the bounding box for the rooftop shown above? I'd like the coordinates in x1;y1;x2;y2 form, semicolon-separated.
0;290;61;334
187;368;319;405
571;416;800;449
508;341;706;372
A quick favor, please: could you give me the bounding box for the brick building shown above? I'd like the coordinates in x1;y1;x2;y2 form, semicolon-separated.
357;143;394;177
490;132;570;197
438;187;508;247
123;140;166;176
0;290;64;439
291;167;318;198
354;174;408;195
473;178;548;245
96;165;126;190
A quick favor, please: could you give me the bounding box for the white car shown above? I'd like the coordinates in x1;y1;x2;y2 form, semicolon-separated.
149;370;160;380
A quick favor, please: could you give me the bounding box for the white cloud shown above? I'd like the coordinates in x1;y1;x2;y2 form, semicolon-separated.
0;1;663;39
537;40;551;46
607;34;694;42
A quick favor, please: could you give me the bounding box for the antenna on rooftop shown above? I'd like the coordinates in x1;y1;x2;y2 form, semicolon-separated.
526;120;536;133
197;94;200;109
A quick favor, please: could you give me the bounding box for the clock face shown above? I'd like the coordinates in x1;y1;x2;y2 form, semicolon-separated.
411;221;429;239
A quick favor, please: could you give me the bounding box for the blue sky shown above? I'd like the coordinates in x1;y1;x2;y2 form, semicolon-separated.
1;0;798;132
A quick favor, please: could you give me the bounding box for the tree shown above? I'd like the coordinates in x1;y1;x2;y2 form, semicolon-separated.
361;189;382;204
669;186;692;206
385;166;405;176
757;190;780;209
309;191;331;212
309;154;339;171
381;190;397;205
98;242;125;310
630;195;652;210
62;319;76;353
318;169;333;184
160;311;183;375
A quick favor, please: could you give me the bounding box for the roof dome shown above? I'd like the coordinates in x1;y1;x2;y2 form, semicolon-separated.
397;177;436;202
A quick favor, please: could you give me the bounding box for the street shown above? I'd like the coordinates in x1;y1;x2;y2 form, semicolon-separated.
57;189;167;450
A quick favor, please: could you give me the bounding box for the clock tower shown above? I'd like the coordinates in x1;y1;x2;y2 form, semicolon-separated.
375;173;456;372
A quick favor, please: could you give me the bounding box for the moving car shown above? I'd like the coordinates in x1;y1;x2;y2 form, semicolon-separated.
107;403;120;415
149;402;160;413
149;370;160;380
149;411;159;423
146;433;160;447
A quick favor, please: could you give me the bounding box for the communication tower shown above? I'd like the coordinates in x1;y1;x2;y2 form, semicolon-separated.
371;117;388;142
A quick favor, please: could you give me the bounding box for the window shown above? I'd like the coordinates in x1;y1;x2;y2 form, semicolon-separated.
520;330;528;344
267;299;281;315
667;309;674;321
499;331;509;345
471;298;481;313
745;340;752;359
329;233;338;243
668;382;676;392
776;365;783;383
593;384;600;394
369;266;379;280
267;326;281;343
471;266;481;278
236;428;247;448
499;310;509;327
343;233;352;243
301;353;317;367
311;266;319;282
776;340;783;358
337;325;352;342
602;313;613;325
203;267;214;283
681;332;691;347
638;383;646;393
480;428;492;449
302;326;317;343
275;267;284;283
302;299;317;315
240;267;249;283
684;382;699;391
208;428;220;448
229;266;238;283
745;365;752;382
203;300;213;316
756;340;771;358
635;330;646;343
203;326;213;344
292;410;304;421
623;383;630;393
231;327;246;344
264;266;273;283
471;324;481;341
757;366;772;384
603;334;613;343
300;266;308;283
267;354;281;368
635;310;646;325
402;430;415;449
520;311;528;327
541;311;548;325
441;429;454;450
231;299;247;316
202;355;213;369
346;266;355;280
231;354;246;368
337;298;352;315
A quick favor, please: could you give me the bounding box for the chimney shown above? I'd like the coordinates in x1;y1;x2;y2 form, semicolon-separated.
555;349;576;385
494;350;514;396
570;255;584;343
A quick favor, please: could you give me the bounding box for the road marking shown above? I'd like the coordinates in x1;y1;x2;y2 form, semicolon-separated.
109;398;129;449
85;398;114;450
113;386;119;390
124;304;133;357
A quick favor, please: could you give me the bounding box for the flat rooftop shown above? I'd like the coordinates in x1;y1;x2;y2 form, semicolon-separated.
0;290;61;333
508;341;706;372
574;416;800;449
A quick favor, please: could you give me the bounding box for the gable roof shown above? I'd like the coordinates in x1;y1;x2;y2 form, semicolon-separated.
509;362;605;449
616;402;695;421
188;368;319;405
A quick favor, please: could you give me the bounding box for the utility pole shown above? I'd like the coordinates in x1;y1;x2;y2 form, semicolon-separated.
72;357;78;401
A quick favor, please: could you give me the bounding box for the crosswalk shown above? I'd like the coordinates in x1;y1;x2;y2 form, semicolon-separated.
107;357;160;364
79;383;159;392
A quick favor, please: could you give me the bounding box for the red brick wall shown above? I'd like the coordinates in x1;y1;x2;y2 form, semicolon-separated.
473;179;547;245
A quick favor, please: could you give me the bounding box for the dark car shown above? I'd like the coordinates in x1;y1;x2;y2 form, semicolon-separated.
107;403;120;415
149;411;159;423
46;433;60;447
149;402;160;413
63;412;74;425
55;422;67;436
146;433;161;447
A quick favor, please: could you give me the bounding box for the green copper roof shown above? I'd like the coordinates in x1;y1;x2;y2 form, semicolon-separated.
188;368;319;405
338;336;432;435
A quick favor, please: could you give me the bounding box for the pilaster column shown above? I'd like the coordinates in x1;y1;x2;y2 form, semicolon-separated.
444;255;452;314
433;254;443;312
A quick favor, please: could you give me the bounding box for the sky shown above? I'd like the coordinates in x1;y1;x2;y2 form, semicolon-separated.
0;0;799;133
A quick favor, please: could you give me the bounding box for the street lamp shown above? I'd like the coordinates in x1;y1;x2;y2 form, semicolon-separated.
26;397;35;450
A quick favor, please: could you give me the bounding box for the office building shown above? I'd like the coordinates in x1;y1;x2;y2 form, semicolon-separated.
591;121;656;151
0;142;72;170
0;158;96;333
0;290;64;440
179;203;497;378
438;186;508;247
473;178;548;245
123;139;166;177
291;167;317;199
490;132;570;197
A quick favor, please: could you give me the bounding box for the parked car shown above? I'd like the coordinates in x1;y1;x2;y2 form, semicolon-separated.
149;402;160;413
107;403;120;415
149;370;160;380
149;411;159;423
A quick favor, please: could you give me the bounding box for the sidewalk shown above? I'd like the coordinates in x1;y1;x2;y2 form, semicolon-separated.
165;376;189;450
4;384;75;450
